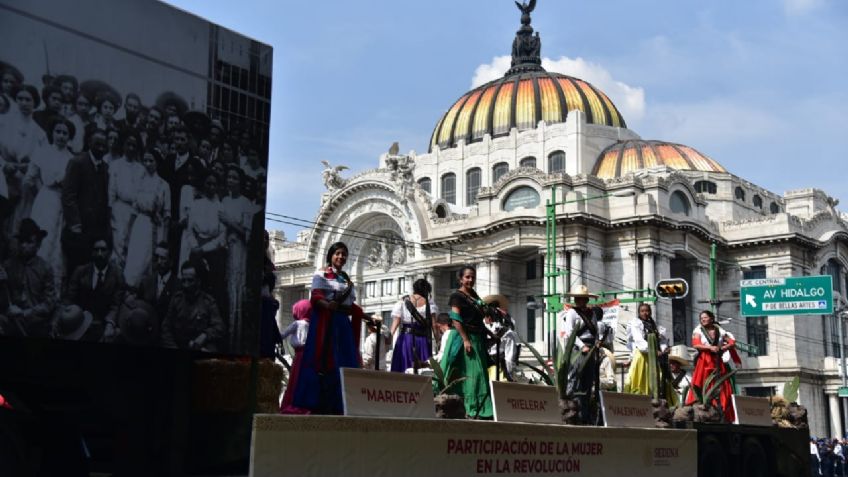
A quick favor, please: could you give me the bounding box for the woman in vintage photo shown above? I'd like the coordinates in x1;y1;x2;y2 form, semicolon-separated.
108;130;144;267
29;117;75;288
293;242;365;415
219;165;254;351
123;149;171;288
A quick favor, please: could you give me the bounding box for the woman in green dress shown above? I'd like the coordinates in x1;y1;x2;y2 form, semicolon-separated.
440;265;493;419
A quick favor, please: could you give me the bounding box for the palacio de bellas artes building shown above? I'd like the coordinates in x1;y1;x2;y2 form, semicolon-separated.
272;4;848;437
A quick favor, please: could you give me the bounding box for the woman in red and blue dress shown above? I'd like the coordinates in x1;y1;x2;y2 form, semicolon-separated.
685;310;737;422
292;242;364;415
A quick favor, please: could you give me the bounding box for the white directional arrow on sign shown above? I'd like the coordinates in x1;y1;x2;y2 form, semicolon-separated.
745;295;757;308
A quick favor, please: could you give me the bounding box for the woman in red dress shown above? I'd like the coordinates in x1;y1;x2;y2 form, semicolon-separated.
685;310;737;422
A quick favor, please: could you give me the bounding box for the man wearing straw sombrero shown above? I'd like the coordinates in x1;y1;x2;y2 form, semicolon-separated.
667;344;692;404
562;284;610;425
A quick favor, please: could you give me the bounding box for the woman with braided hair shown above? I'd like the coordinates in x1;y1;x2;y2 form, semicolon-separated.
439;265;493;419
624;303;678;405
686;310;737;422
293;241;365;415
389;278;438;373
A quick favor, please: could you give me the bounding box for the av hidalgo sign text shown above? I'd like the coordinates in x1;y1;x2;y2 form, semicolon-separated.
740;275;833;316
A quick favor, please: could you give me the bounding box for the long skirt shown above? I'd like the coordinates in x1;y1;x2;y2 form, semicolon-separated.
390;327;431;372
124;214;154;288
111;199;133;266
685;352;735;422
292;308;360;415
280;346;310;414
31;185;64;289
440;331;492;419
624;349;679;406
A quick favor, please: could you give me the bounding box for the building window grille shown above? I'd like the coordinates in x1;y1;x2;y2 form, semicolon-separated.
381;279;393;297
743;266;769;356
466;168;481;205
769;202;780;214
548;150;565;173
734;186;746;201
418;177;431;193
492;162;509;183
694;180;717;194
753;195;763;209
441;173;456;204
519;156;536;169
669;191;691;216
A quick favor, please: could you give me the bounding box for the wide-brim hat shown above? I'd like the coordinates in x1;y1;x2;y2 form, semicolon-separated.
56;305;93;341
483;294;510;310
14;218;47;240
668;344;691;368
564;284;598;298
117;300;158;346
80;80;122;109
155;91;188;116
0;60;24;84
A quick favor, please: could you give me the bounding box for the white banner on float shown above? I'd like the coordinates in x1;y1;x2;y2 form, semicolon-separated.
340;367;434;418
732;395;772;426
490;381;561;424
599;392;655;428
250;415;698;477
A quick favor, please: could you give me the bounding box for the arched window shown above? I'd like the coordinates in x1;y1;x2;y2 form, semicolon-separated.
769;202;780;214
670;191;691;216
734;186;746;202
441;173;456;204
752;195;763;209
435;204;447;218
548;150;565;173
492;162;509;183
694;180;717;194
503;186;541;211
417;177;431;193
519;156;537;169
466;168;481;205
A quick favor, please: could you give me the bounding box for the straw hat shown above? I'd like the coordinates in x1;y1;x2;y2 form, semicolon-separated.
668;345;690;368
55;305;93;341
564;284;598;299
483;294;510;310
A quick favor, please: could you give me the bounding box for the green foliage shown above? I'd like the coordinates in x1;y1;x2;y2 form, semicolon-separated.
518;361;554;386
428;356;466;395
702;369;737;406
783;376;800;403
558;330;579;400
518;335;556;386
647;333;659;400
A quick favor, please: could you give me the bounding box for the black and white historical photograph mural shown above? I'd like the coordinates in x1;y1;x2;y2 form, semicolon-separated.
0;0;272;355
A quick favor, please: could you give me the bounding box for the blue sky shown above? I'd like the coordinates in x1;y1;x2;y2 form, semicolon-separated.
164;0;848;240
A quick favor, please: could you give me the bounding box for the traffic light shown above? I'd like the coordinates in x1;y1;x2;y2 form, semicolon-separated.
655;278;689;299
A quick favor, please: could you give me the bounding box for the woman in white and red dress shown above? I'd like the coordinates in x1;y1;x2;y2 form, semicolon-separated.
685;310;738;422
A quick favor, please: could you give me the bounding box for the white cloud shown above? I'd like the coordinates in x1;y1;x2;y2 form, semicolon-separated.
470;55;646;121
784;0;825;15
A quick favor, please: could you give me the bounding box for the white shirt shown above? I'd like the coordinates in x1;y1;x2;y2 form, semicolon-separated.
627;318;669;353
391;297;439;325
362;332;387;370
91;265;109;289
280;319;309;348
157;272;171;299
562;308;610;349
434;329;455;362
311;268;356;306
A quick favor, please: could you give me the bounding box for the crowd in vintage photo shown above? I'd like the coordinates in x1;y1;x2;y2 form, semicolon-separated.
0;59;267;354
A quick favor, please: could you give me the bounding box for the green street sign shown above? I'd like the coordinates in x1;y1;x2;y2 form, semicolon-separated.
740;275;833;316
839;386;848;398
735;341;759;356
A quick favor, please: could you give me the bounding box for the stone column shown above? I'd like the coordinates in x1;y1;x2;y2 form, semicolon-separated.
489;259;500;296
830;393;843;438
568;248;584;287
642;252;656;291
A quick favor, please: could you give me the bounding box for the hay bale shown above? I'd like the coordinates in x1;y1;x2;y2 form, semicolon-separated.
192;359;251;412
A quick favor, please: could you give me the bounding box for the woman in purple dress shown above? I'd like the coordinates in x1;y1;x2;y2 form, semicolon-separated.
389;279;437;372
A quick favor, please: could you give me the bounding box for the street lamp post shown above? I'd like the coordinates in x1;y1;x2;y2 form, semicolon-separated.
544;187;636;360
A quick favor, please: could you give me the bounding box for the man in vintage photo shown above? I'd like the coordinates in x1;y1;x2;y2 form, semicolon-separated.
160;261;224;351
136;241;179;323
0;218;57;337
63;237;125;342
61;128;111;275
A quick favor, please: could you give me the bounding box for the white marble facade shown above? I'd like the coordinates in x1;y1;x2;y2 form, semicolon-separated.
273;77;848;440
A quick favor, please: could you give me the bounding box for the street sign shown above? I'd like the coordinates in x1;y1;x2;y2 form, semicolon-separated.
838;386;848;398
740;275;833;316
734;341;759;356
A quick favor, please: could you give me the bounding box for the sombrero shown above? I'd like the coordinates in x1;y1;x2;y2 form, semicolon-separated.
668;345;691;368
483;294;510;310
55;305;93;341
564;284;598;299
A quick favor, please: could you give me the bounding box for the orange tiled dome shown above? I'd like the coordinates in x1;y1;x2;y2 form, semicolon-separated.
593;140;726;178
429;71;626;152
